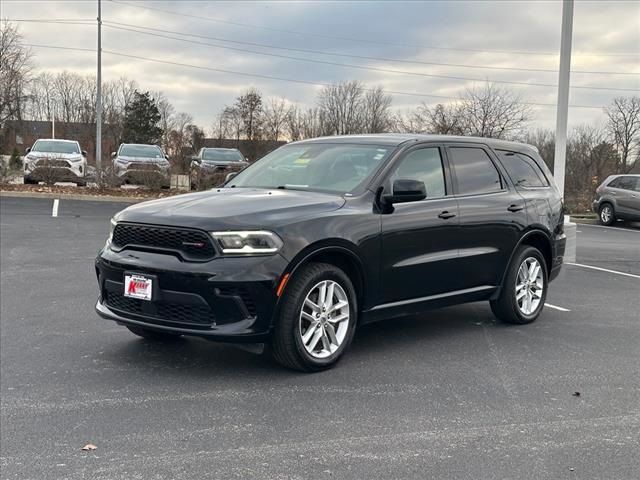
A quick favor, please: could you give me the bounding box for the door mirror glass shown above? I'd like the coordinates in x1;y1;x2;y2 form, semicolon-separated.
384;179;427;204
111;152;117;158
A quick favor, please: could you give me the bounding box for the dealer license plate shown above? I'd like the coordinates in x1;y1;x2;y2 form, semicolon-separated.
124;274;153;301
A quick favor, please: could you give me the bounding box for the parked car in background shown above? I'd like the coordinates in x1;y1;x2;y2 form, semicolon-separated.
190;148;249;189
112;144;170;188
23;139;87;186
593;174;640;225
95;134;566;372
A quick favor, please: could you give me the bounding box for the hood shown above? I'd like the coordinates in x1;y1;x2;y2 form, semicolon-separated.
117;155;168;163
201;160;248;167
27;152;83;161
116;187;345;230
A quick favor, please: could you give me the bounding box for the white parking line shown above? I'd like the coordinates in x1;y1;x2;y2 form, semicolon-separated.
52;199;59;217
545;303;570;312
578;223;640;234
566;262;640;279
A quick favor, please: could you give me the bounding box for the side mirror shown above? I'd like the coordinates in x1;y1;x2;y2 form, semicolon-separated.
225;172;238;183
111;152;117;158
81;150;87;157
383;179;427;204
164;154;170;160
26;147;31;154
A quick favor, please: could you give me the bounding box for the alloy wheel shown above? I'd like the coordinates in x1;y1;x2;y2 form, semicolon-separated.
299;280;350;359
515;257;544;315
600;205;612;223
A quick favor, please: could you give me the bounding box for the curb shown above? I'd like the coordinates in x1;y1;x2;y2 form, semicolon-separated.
1;190;148;203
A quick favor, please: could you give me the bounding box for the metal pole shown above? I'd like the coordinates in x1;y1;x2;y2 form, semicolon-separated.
553;0;574;198
95;0;103;172
52;110;55;139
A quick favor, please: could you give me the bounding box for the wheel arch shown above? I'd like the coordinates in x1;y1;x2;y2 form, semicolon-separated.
279;241;366;311
497;229;553;294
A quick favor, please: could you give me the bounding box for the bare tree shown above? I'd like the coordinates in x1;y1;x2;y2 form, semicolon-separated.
153;91;176;151
235;88;263;140
318;81;365;135
415;102;465;135
362;86;393;133
604;96;640;173
524;128;555;170
263;97;289;141
458;83;532;139
0;21;32;125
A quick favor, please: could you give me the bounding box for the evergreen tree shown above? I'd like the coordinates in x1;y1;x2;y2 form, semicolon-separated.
122;91;163;144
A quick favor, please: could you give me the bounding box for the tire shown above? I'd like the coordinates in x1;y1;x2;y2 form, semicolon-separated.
598;202;615;226
23;177;38;185
126;325;182;342
270;262;357;372
76;181;87;187
490;246;548;325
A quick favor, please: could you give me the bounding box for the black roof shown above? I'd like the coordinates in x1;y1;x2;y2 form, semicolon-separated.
291;134;538;154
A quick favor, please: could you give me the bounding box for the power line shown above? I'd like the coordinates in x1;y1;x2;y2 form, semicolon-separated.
102;23;639;93
19;42;610;110
25;43;96;53
108;0;640;58
7;19;94;25
98;48;606;110
103;21;639;77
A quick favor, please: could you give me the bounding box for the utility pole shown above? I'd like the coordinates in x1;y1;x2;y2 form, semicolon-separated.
51;110;55;139
95;0;103;172
553;0;574;198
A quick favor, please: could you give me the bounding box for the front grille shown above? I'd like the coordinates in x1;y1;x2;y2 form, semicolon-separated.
128;162;160;171
105;291;214;325
112;223;216;261
37;159;70;168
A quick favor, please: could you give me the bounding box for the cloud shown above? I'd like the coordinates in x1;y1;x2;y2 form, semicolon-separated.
6;0;639;131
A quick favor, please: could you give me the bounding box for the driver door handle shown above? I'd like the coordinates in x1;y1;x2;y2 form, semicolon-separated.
507;204;524;212
438;211;456;219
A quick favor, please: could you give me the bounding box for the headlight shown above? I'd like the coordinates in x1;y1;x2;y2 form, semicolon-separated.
107;217;117;245
210;230;283;255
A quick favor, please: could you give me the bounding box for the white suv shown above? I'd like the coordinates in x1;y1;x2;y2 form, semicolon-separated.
24;139;88;186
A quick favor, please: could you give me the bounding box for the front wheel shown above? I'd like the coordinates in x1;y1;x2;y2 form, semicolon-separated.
270;263;357;372
598;203;615;226
490;246;548;325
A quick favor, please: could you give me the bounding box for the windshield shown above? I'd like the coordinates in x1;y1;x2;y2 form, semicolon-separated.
119;145;164;158
228;143;393;194
203;149;244;162
31;140;80;154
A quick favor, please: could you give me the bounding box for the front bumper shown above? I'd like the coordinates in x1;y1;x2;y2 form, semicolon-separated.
24;161;85;181
95;247;288;341
592;199;600;213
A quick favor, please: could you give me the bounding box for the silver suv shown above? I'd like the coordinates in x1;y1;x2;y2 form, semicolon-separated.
23;139;88;186
593;174;640;225
112;144;170;187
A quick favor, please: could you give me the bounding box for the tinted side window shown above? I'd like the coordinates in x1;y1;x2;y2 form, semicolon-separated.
610;176;637;191
449;147;502;195
392;147;446;198
497;151;548;187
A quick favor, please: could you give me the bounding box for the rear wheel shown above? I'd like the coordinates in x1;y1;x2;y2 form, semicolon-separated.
490;246;548;325
23;177;38;185
598;203;615;226
126;325;182;342
270;262;357;372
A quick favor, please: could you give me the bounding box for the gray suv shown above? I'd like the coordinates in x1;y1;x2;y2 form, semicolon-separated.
593;174;640;225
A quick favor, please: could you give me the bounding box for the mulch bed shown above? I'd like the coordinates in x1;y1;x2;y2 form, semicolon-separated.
0;183;185;199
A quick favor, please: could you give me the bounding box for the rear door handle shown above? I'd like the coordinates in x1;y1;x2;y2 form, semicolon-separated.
507;204;524;212
438;211;456;219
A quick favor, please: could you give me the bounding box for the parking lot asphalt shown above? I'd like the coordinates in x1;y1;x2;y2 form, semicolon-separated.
1;196;639;480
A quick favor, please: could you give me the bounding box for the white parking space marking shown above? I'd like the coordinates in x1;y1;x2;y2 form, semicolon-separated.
578;223;640;234
51;199;59;217
567;262;640;279
544;303;570;312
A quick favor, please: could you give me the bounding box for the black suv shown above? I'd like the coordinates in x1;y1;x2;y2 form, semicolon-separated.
95;135;566;372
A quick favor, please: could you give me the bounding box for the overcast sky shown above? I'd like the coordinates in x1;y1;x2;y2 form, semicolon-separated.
4;0;639;134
